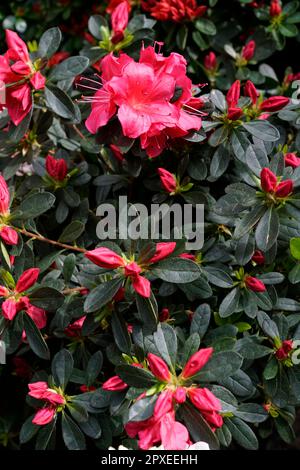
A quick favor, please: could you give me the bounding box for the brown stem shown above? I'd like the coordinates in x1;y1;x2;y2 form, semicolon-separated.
16;228;86;253
63;287;84;295
72;124;86;140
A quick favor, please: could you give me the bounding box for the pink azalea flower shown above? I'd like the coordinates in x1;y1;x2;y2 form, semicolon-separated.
0;30;45;125
0;175;18;245
84;46;202;157
0;268;46;329
28;381;65;426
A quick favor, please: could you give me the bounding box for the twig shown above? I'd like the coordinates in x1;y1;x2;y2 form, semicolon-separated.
16;228;86;253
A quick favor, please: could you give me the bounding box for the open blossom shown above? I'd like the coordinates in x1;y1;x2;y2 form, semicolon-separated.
260;167;293;198
0;30;45;125
0;268;46;328
123;349;222;449
141;0;207;22
85;242;176;298
28;381;65;425
0;175;18;245
84;45;202;157
46;155;68;181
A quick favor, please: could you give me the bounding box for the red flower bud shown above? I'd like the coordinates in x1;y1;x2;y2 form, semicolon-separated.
242;40;256;61
130;273;151;298
158;168;177;193
174;387;186;404
46;155;68;181
124;261;141;277
110;144;124;161
113;287;125;302
148;242;176;264
251;250;265;265
85;247;125;269
15;268;40;293
260;167;277;193
227;107;243;121
0;226;18;245
245;276;266;292
47;51;70;68
159;307;170;322
270;0;282;17
182;347;213;379
147;353;171;382
111;1;128;44
79;385;96;392
274;179;293;197
260;96;289;112
102;375;128;391
275;340;294;360
204;51;217;71
226;80;241;107
285;153;300;168
179;253;197;261
0;175;10;215
244;80;259;105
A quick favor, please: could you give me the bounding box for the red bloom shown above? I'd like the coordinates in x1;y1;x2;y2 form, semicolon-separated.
110;144;125;162
159;307;170;322
270;0;282;17
147;353;171;382
275;180;293;197
85;46;202;157
259;96;289;112
107;0;131;13
47;51;70;68
227;107;243;121
204;52;217;71
188;387;223;428
85;247;125;269
260;167;278;192
28;381;65;425
0;30;45;125
275;339;294;360
46;155;68;181
12;356;32;379
245;276;266;292
15;268;40;293
79;385;96;393
226;80;241;107
141;0;207;22
0;268;46;328
148;242;176;264
251;250;265;265
173;386;186;404
158;168;177;193
285;153;300;168
181;347;213;379
65;316;86;337
102;375;128;391
242;40;256;61
244;80;259;105
111;1;129;44
0;175;18;245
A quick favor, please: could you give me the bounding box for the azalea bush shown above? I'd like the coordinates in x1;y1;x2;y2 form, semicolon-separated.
1;0;300;451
